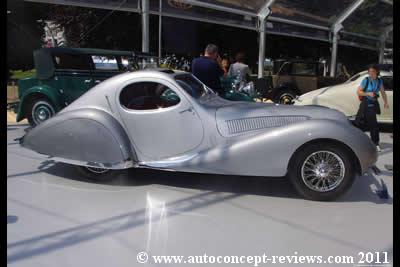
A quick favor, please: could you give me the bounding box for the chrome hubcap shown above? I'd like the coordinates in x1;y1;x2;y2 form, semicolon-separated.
37;109;49;120
32;102;54;125
279;94;294;104
301;151;345;192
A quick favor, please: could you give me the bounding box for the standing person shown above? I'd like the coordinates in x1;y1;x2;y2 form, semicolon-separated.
356;64;389;152
221;57;230;77
191;44;224;95
219;57;233;94
228;52;251;82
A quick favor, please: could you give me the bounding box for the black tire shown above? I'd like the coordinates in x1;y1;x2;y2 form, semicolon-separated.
288;142;356;201
26;98;55;127
273;88;297;104
76;166;117;182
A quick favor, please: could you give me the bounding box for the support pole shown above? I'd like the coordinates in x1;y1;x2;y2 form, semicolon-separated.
258;17;266;78
378;25;392;64
330;31;338;77
378;42;385;64
158;0;162;60
141;0;149;53
329;0;365;77
256;0;274;78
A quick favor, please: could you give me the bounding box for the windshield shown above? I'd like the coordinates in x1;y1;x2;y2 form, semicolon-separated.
345;71;367;83
175;74;208;98
136;56;158;69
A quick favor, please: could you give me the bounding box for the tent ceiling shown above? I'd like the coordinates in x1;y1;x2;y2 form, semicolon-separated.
24;0;392;49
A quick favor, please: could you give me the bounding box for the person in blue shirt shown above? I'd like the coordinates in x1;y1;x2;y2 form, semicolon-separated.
357;64;389;151
191;44;224;95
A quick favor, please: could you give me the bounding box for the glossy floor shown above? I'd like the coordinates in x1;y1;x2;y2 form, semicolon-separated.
7;125;393;267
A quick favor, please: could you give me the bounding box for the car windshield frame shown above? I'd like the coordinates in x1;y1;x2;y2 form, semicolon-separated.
174;73;212;99
345;71;368;83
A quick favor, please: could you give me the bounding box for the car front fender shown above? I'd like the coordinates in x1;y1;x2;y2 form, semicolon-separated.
159;119;376;177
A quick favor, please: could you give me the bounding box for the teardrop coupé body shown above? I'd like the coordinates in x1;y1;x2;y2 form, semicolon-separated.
21;69;378;201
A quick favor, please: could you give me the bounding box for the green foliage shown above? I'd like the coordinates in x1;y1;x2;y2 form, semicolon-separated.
10;69;36;80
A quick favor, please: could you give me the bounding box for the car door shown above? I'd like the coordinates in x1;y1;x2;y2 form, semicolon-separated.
90;55;122;85
290;62;318;94
117;78;204;160
377;75;393;123
53;53;94;104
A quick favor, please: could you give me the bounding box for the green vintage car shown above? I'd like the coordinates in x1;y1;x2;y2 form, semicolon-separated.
17;47;158;126
220;75;259;102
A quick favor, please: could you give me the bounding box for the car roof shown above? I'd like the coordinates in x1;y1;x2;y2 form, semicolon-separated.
358;70;392;77
274;58;321;64
35;47;157;57
93;69;186;86
33;48;158;79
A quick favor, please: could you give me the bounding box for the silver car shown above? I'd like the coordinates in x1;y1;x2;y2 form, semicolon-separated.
21;69;377;201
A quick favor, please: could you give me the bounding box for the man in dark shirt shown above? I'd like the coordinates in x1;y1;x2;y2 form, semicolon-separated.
191;44;224;95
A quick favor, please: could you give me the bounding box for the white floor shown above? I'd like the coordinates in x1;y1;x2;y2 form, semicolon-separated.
7;125;393;267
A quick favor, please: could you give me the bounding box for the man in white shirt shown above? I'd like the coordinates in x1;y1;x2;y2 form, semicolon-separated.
228;52;251;82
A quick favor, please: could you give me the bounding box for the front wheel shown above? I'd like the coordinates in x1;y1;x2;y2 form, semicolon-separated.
288;143;356;201
27;98;55;127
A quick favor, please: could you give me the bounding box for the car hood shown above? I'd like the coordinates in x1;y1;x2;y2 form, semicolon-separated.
215;102;348;137
296;86;330;101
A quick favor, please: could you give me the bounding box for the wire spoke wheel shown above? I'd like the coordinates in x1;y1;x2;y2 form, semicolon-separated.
301;150;345;192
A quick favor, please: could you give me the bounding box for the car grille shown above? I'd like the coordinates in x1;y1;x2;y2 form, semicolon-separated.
226;116;308;134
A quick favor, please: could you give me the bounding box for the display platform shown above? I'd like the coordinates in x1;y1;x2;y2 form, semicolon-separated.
7;125;393;267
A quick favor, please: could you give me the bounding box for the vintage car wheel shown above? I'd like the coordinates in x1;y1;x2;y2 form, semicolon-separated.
288;142;355;201
274;88;297;104
76;166;116;182
27;98;55;126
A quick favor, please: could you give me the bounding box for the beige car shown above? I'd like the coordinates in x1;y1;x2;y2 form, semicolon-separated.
293;70;393;124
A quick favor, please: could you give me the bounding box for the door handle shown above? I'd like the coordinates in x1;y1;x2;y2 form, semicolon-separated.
94;80;101;83
179;107;193;114
84;79;92;83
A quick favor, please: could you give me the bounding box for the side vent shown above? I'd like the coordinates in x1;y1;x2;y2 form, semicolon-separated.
226;116;308;134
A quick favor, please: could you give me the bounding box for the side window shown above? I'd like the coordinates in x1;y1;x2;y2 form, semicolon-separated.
278;63;291;75
121;56;137;71
291;63;316;76
381;76;393;91
91;55;119;71
53;54;91;70
120;82;180;110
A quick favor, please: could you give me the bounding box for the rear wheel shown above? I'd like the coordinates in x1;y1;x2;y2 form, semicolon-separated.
288;142;356;201
27;98;55;126
76;166;116;182
273;88;297;104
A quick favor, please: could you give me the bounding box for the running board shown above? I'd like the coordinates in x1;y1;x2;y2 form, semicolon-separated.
139;153;199;169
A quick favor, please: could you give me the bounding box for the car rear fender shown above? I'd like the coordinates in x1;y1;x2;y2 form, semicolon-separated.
21;108;137;169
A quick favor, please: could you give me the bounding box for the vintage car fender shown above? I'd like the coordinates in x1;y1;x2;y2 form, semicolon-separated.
272;83;300;95
21;108;137;169
16;85;64;122
141;118;376;177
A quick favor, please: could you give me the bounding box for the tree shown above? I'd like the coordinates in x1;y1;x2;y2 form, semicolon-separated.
47;5;144;50
7;0;45;70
